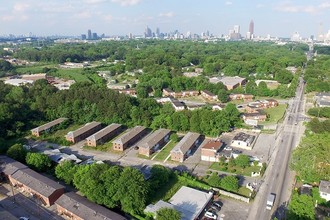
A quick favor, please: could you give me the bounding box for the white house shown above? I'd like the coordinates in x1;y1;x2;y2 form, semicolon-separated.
230;132;256;150
319;180;330;201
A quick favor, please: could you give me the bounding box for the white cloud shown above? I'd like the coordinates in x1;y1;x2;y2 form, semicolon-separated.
84;0;107;4
72;11;93;19
274;1;330;14
111;0;141;6
158;12;175;18
225;1;232;6
13;3;30;12
256;4;265;8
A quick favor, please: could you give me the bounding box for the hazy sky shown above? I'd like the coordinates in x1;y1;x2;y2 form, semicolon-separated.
1;0;330;37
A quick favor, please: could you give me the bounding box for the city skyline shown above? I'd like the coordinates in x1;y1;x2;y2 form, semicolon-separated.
1;0;330;38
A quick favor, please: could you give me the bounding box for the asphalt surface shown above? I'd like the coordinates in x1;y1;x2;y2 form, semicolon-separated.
247;77;305;220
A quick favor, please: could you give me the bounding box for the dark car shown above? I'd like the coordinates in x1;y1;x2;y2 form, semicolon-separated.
212;201;223;208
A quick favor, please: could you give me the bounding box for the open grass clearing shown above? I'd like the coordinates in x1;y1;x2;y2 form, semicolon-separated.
210;162;262;177
259;104;287;125
153;140;177;161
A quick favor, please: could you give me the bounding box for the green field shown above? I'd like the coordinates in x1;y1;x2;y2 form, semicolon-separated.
210;162;261;177
40;124;81;146
15;64;93;82
15;64;55;74
153;141;177;161
260;104;288;125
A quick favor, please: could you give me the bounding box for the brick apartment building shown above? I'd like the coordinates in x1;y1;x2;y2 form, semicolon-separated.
170;132;201;162
112;126;148;151
65;121;102;143
31;118;68;137
56;192;126;220
0;156;65;206
86;123;123;147
138;129;171;157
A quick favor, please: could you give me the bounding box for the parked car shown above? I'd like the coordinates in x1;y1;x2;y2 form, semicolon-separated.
134;146;139;150
19;217;30;220
213;201;223;208
210;204;221;212
204;210;217;219
224;146;233;151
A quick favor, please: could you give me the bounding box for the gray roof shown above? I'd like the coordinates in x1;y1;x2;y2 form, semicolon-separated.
31;118;67;133
145;200;175;214
86;123;122;141
232;132;255;144
171;132;200;155
66;121;101;138
171;99;185;108
320;180;330;194
139;129;171;149
0;156;27;175
202;90;216;97
169;186;213;220
0;156;64;198
112;126;146;145
55;192;126;220
316;92;330;97
219;76;246;86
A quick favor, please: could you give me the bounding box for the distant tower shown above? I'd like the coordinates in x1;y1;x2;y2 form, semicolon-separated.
318;22;324;41
249;20;254;35
234;25;240;34
87;29;92;40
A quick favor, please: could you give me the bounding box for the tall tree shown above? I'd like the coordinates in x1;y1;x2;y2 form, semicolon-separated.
156;208;181;220
115;167;149;215
6;144;27;163
26;152;52;172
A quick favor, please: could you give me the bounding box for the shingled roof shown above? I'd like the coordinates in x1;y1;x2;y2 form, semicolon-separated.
139;129;171;149
31;118;68;133
55;192;126;220
66;121;101;138
86;123;121;141
171;132;200;155
0;156;64;198
112;126;146;145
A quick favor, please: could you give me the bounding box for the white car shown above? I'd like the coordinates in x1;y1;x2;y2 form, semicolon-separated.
19;217;30;220
204;210;217;219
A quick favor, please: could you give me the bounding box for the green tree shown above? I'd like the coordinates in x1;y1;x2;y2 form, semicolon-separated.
207;172;222;188
114;167;148;215
26;152;52;172
217;89;229;103
149;165;171;196
235;155;250;168
287;192;315;220
220;175;239;192
291;133;330;182
73;163;109;205
55;160;78;185
156;207;181;220
6;144;27;163
170;133;179;142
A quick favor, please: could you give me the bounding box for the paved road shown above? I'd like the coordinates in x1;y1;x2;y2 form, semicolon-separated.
247;77;306;220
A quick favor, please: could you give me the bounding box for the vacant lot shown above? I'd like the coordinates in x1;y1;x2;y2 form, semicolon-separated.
260;104;287;125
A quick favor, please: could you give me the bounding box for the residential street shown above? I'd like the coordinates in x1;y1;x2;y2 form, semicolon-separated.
247;77;306;220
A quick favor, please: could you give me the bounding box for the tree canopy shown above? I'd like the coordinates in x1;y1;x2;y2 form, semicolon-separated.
25;152;52;172
156;207;181;220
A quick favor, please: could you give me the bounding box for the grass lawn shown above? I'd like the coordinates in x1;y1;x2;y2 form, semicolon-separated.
209;162;261;177
83;141;115;152
238;187;252;197
15;63;56;74
40;124;81;146
56;69;91;82
153;141;177;161
259;104;287;125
